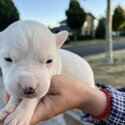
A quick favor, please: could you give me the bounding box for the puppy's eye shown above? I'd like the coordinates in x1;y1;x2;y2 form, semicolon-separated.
4;57;13;62
46;59;53;64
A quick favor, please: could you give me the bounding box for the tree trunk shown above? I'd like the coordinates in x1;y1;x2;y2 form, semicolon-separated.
105;0;113;64
73;30;77;42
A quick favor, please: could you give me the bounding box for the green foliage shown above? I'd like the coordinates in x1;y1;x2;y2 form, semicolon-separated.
96;17;105;39
113;5;125;31
0;0;20;31
69;35;92;41
66;0;86;40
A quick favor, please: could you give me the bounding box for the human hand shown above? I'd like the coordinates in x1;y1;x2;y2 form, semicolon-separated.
30;74;88;124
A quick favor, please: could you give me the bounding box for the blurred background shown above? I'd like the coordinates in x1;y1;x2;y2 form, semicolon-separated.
0;0;125;125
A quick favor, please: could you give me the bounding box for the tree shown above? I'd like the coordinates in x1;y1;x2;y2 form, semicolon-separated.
105;0;113;64
0;0;20;31
96;17;105;39
66;0;86;41
113;5;125;32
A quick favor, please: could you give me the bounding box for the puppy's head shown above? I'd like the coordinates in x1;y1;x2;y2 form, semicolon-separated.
0;20;68;98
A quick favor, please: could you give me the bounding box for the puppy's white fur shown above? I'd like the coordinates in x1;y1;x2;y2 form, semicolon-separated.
0;20;95;125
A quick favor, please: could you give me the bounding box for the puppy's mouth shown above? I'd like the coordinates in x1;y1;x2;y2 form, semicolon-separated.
21;93;37;99
19;93;37;98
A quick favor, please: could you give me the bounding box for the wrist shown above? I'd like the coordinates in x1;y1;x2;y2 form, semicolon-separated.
91;89;111;120
77;86;110;120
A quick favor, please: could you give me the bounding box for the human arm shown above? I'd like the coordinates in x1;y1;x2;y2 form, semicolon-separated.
30;74;109;124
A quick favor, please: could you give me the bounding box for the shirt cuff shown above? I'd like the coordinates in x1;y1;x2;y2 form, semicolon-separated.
105;86;125;125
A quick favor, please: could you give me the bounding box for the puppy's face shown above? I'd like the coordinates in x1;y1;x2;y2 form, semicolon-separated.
0;21;68;98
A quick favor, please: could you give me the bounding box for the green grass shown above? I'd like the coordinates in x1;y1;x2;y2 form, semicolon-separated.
62;37;125;88
62;36;125;48
84;50;125;88
63;39;104;48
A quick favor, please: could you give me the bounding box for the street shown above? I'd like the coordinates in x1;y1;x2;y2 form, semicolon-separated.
65;41;125;57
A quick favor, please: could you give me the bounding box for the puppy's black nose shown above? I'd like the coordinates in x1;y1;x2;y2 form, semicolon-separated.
23;87;35;95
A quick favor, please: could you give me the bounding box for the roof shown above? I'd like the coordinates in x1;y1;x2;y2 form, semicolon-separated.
59;12;96;24
87;12;96;19
51;25;70;33
60;19;67;24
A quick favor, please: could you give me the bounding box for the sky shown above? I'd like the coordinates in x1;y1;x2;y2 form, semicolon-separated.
12;0;125;28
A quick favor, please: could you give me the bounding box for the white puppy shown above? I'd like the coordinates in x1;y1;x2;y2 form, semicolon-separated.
0;20;95;125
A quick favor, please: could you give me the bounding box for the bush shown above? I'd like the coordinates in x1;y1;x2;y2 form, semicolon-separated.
95;17;105;39
69;35;93;41
77;35;93;40
0;0;20;31
120;31;125;36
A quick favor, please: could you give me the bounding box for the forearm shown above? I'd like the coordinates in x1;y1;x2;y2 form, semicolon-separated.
52;75;110;120
78;83;125;125
77;84;109;120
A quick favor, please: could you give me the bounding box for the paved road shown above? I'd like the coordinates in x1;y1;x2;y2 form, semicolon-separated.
64;42;125;57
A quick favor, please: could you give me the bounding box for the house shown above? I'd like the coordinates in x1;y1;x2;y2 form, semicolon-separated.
81;12;95;38
51;12;96;38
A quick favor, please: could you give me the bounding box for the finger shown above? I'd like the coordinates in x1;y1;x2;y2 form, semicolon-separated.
30;98;52;125
30;95;61;125
30;103;46;125
30;94;69;125
3;89;10;104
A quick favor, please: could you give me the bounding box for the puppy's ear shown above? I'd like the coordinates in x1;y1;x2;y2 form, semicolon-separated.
55;31;69;48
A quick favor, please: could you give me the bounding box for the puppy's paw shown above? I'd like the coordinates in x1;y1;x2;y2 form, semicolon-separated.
0;104;16;120
4;107;32;125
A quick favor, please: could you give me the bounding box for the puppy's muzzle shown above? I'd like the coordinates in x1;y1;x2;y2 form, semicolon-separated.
23;87;35;95
17;75;37;95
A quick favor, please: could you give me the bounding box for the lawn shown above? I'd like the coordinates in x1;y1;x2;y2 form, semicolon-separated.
85;50;125;88
63;37;125;48
63;39;104;48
